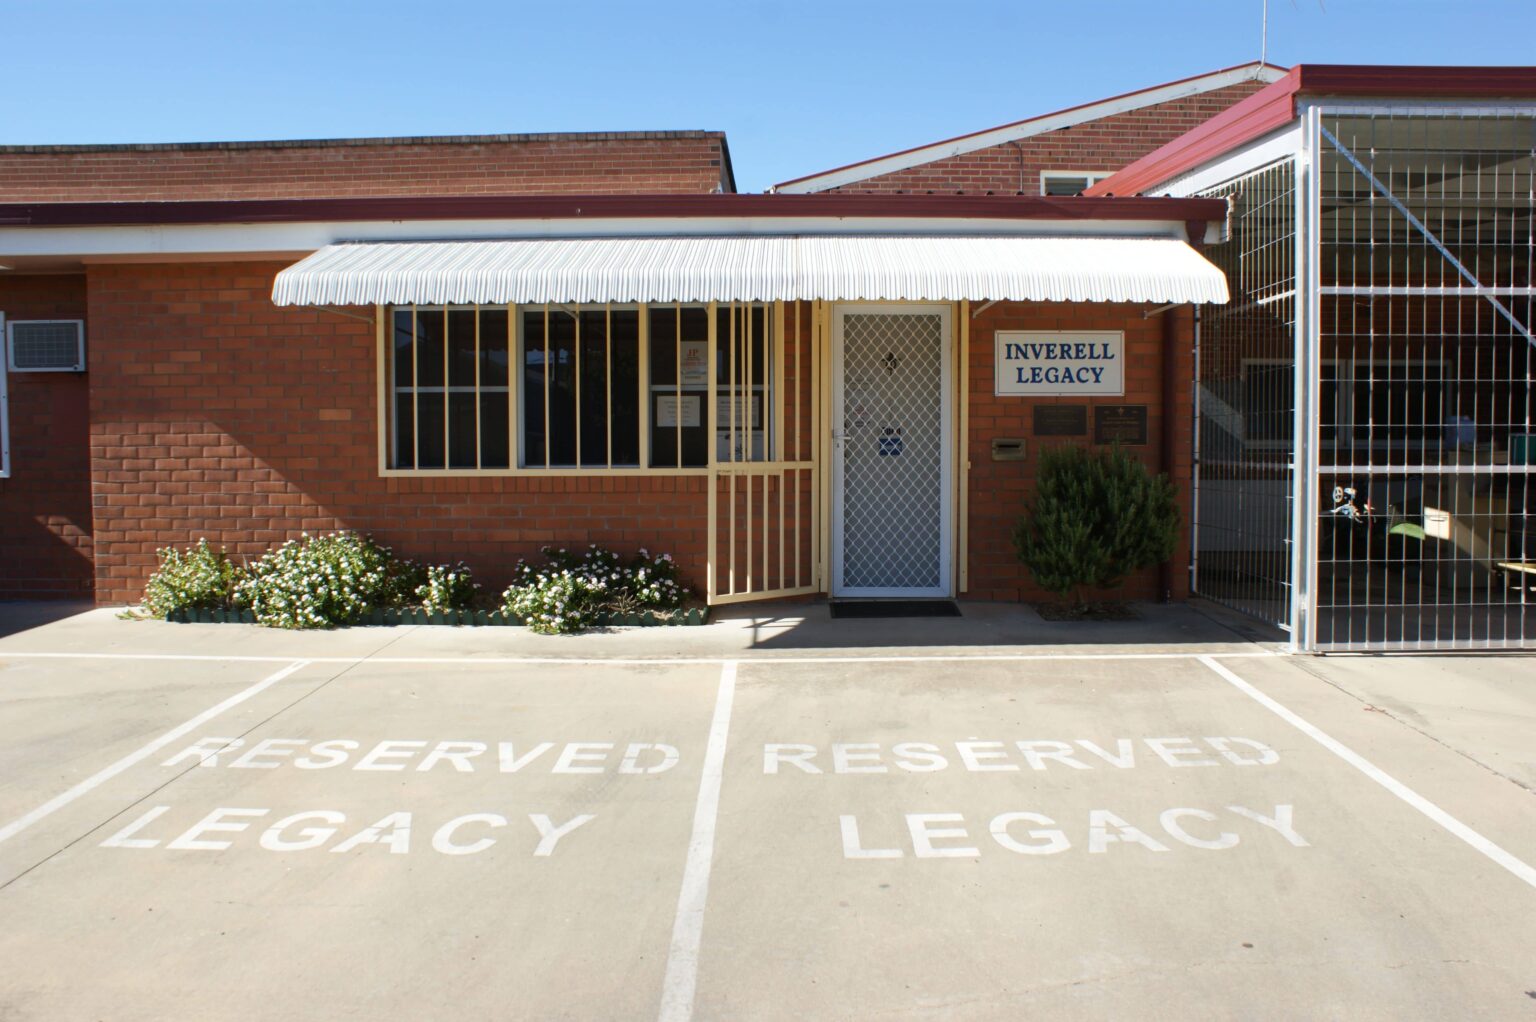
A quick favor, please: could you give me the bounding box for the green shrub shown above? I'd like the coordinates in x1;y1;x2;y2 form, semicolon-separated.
415;562;479;613
142;539;239;618
1012;445;1179;605
501;545;689;635
233;532;421;629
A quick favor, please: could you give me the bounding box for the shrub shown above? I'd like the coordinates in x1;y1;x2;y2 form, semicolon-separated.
1012;444;1179;605
142;539;239;618
415;562;479;613
233;532;421;630
501;545;689;634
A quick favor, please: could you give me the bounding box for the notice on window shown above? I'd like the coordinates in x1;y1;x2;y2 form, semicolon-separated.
656;395;701;429
680;341;709;387
718;394;761;430
995;331;1124;396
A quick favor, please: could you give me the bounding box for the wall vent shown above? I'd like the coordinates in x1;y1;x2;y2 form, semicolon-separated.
7;320;86;372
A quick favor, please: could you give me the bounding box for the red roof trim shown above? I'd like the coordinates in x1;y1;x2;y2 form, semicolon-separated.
1090;64;1536;197
771;62;1287;191
0;193;1227;228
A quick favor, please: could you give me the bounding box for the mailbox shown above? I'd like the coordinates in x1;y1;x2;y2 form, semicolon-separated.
991;438;1027;462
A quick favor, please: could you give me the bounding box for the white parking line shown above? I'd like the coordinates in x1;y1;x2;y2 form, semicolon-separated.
0;650;1280;667
658;660;738;1022
1198;655;1536;891
0;660;312;846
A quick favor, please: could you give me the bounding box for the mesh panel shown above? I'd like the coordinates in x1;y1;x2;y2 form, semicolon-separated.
840;313;944;590
9;322;83;370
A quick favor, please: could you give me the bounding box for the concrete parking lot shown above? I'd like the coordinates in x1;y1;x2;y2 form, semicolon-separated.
0;604;1533;1020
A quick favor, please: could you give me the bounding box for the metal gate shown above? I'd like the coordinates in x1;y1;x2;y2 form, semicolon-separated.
830;305;953;597
706;301;822;605
1301;105;1536;650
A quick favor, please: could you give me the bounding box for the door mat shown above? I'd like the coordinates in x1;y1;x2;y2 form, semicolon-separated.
829;600;961;619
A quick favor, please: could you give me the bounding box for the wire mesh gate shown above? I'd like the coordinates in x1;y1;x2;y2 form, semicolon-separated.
1305;106;1535;650
706;301;822;605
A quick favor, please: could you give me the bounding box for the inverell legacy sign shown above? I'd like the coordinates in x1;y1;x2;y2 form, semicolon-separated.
995;330;1124;396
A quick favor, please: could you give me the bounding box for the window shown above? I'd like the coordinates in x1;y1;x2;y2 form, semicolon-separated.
386;303;774;473
1041;171;1112;196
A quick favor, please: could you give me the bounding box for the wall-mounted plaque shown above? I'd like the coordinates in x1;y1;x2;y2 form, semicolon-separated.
1093;404;1148;446
995;330;1124;396
1033;404;1088;437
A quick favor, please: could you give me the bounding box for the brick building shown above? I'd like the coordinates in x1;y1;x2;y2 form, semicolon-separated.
0;68;1282;610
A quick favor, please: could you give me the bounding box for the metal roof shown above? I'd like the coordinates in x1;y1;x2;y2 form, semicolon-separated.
271;236;1229;306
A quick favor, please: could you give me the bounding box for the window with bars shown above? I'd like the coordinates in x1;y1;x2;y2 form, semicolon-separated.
386;303;773;472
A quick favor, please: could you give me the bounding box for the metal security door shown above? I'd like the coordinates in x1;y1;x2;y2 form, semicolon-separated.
831;305;953;597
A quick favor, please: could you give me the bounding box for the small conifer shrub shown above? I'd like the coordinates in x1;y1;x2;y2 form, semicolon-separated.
1012;444;1179;605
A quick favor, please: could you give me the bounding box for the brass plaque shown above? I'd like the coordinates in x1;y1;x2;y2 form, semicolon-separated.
1032;404;1088;437
1093;405;1148;446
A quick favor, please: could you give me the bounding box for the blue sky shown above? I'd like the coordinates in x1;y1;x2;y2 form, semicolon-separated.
2;1;1533;192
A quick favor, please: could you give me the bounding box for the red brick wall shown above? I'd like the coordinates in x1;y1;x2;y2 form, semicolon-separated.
0;134;731;202
86;262;709;605
823;82;1268;195
0;275;94;599
965;302;1194;602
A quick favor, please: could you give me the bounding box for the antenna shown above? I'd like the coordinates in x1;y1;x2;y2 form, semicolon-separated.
1260;0;1269;67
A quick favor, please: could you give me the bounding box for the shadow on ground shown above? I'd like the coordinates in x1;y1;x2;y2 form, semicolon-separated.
717;598;1286;651
0;601;96;640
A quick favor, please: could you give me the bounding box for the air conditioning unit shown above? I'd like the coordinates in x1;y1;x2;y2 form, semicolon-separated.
7;320;86;372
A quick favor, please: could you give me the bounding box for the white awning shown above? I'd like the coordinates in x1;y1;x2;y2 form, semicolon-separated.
271;236;1228;306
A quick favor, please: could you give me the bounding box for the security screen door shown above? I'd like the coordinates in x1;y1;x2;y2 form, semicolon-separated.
831;305;953;597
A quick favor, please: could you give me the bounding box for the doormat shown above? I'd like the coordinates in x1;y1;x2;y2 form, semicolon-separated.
829;600;961;619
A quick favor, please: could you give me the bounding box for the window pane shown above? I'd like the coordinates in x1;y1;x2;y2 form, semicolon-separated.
480;308;510;387
393;310;414;386
394;393;416;468
648;306;711;467
447;309;479;387
479;392;510;469
415;392;445;469
415;310;446;388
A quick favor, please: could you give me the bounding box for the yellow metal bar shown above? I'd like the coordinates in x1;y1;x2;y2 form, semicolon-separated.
707;303;719;599
605;303;613;469
637;304;650;470
958;300;971;594
574;308;582;468
818;302;832;592
411;305;419;470
376;306;388;475
474;304;482;470
743;306;752;589
507;304;517;469
674;303;682;467
542;306;551;469
441;307;449;469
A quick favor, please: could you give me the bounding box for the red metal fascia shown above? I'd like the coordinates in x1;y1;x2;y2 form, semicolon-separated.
0;193;1227;228
1086;70;1302;197
1089;64;1536;197
1290;64;1536;98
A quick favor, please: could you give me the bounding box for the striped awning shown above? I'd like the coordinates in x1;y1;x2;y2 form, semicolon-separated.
271;235;1229;306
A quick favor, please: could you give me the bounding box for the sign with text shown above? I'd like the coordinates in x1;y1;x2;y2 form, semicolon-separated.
995;331;1124;396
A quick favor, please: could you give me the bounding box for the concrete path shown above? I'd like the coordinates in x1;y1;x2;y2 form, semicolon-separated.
0;603;1532;1019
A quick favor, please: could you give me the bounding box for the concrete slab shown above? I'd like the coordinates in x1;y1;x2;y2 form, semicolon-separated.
698;657;1536;1019
0;658;721;1020
0;605;1531;1020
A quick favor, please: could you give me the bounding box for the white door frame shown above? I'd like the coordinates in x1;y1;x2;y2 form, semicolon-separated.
830;303;954;598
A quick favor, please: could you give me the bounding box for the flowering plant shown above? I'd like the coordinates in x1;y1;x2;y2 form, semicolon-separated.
501;545;689;634
415;562;479;613
232;532;427;630
142;539;238;618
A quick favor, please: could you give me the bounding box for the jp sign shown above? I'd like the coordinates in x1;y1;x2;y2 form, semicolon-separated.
995;330;1124;396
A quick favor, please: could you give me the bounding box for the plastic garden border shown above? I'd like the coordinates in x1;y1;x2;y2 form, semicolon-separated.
163;607;709;628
